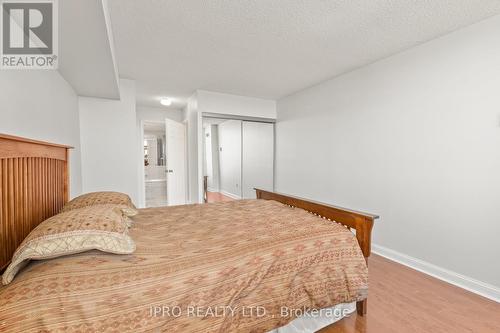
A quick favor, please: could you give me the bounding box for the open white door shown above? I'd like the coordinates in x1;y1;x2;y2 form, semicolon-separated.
165;119;187;206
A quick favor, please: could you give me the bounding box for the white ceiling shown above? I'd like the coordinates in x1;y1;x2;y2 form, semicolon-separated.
108;0;500;109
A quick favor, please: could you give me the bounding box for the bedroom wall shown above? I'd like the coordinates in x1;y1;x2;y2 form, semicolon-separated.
136;106;183;123
275;15;500;297
78;79;140;204
0;71;83;198
197;90;277;119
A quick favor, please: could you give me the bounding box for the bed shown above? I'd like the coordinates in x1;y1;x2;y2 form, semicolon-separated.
0;134;378;332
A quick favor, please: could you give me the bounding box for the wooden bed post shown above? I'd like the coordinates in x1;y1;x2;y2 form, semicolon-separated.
355;215;374;315
254;189;378;316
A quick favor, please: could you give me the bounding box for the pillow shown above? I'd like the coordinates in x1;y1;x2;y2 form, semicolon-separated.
2;205;136;285
61;191;138;216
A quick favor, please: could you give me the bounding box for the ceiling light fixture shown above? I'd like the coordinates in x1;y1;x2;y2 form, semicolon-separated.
160;98;172;106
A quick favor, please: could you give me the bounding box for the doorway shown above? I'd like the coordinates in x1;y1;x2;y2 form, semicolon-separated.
142;120;187;207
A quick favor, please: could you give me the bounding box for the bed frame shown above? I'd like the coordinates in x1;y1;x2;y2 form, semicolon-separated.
0;134;72;272
0;133;377;318
256;188;379;316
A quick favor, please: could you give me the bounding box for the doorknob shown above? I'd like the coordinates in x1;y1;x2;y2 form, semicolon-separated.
167;170;173;173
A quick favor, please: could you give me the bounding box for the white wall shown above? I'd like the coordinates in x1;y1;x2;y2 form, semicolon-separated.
218;120;242;198
0;71;82;198
275;15;500;294
197;90;277;119
136;106;183;123
79;79;140;204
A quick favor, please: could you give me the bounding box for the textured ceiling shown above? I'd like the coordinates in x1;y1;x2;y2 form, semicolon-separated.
108;0;500;108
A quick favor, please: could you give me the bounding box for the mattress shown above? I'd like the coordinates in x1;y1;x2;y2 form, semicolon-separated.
269;302;355;333
0;199;368;332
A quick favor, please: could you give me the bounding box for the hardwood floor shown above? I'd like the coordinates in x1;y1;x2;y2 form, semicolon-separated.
207;191;235;203
320;254;500;333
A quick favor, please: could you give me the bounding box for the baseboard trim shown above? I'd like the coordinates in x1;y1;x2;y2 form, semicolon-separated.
219;190;241;200
372;244;500;303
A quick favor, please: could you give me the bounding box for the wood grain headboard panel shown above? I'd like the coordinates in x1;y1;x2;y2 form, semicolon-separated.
0;134;72;271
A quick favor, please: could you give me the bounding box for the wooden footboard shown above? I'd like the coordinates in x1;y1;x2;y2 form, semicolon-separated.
255;189;379;316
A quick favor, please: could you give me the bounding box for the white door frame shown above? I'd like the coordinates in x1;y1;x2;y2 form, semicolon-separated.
183;118;190;204
139;120;146;208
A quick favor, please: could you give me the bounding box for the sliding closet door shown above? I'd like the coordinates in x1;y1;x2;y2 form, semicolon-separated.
242;121;274;199
218;120;242;198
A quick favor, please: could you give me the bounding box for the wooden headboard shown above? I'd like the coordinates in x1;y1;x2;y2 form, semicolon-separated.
0;134;72;271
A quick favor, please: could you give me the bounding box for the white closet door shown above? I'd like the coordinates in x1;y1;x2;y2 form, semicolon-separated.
218;120;242;198
242;121;274;199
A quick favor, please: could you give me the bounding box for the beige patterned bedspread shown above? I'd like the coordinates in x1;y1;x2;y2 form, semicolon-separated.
0;199;368;332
